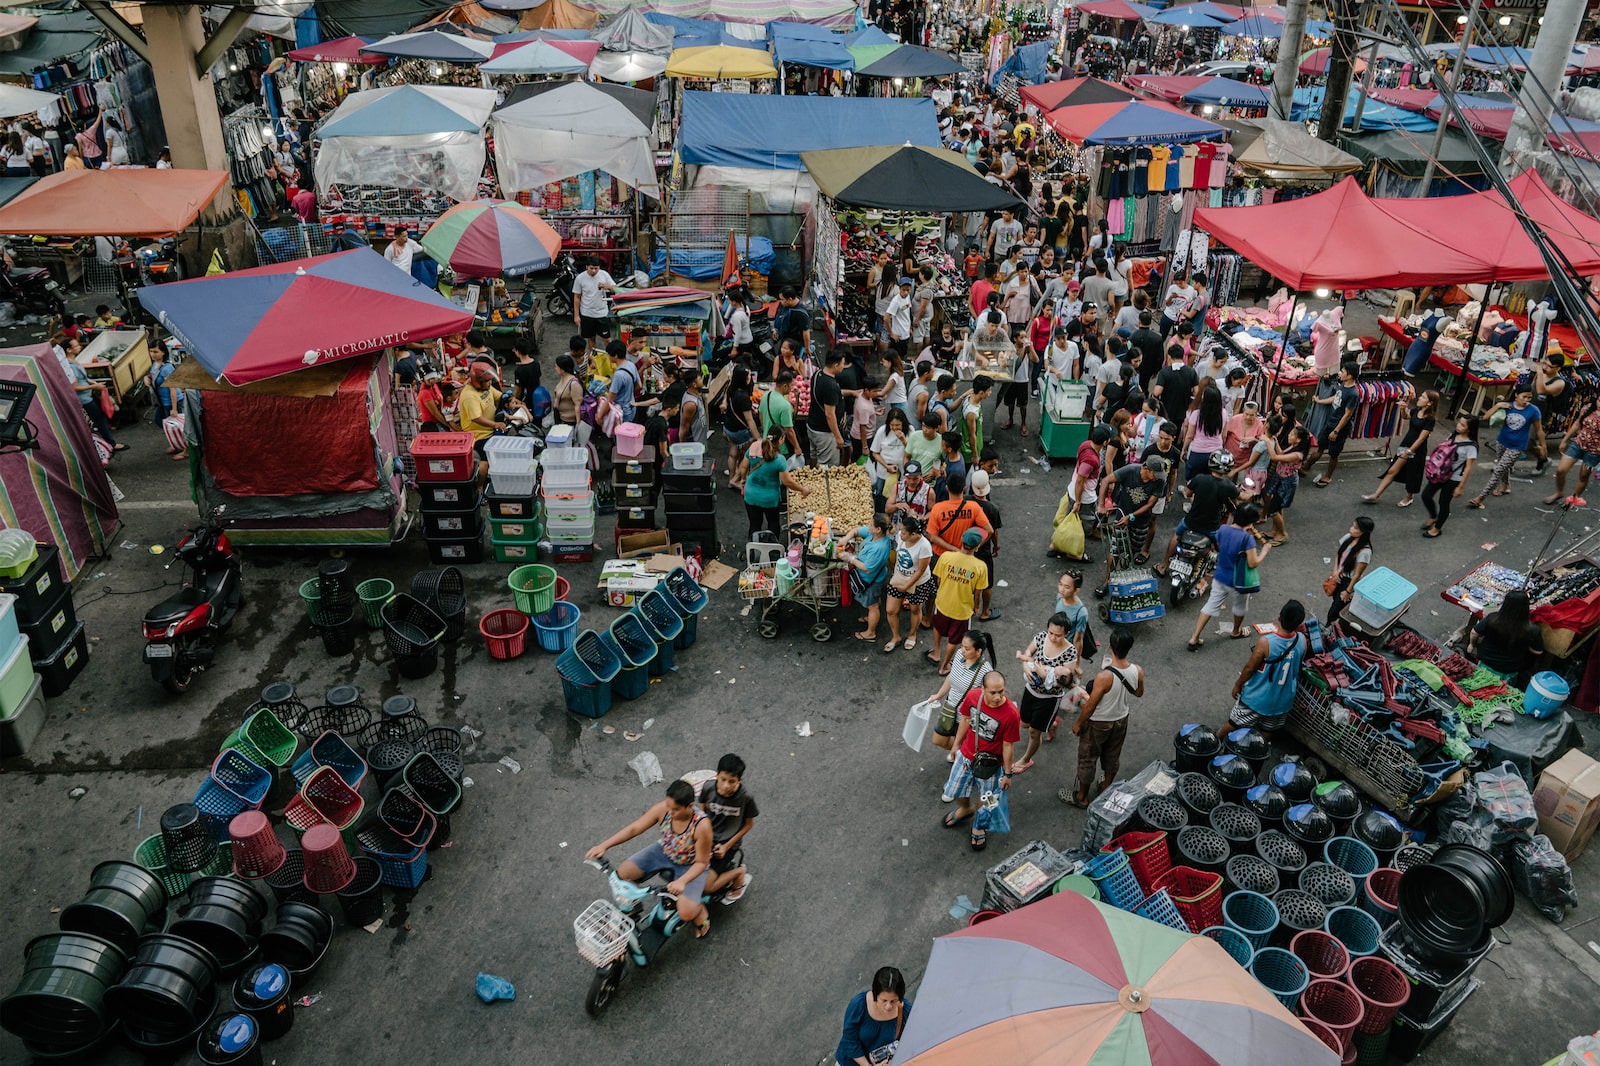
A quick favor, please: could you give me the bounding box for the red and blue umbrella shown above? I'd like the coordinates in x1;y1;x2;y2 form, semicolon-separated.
420;200;563;279
895;891;1339;1065
136;248;473;386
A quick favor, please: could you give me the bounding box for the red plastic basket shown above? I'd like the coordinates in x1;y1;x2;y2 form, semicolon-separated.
1346;955;1409;1034
1298;979;1365;1052
1290;928;1351;981
1151;865;1223;932
554;576;571;602
1103;830;1171;893
284;765;364;834
480;608;530;661
1300;1017;1344;1057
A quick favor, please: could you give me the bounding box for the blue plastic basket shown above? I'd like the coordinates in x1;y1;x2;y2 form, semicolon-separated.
559;675;613;718
209;748;272;806
556;629;622;684
1084;848;1145;911
291;730;368;789
1134;889;1189;931
1323;837;1379;889
357;825;429;889
662;567;709;615
1324;905;1381;958
1223;890;1280;949
602;615;649;667
674;612;700;651
1250;946;1310;1009
636;588;684;642
533;601;581;653
1202;925;1256;969
192;778;254;843
613;665;649;700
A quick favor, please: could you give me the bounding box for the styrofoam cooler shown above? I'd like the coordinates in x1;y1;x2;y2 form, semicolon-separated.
1347;567;1417;630
902;699;935;752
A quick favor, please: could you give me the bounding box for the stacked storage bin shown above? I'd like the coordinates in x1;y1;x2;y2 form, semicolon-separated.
611;423;658;538
0;591;46;757
410;433;485;565
1;541;87;703
484;436;542;564
662;444;718;559
543;432;596;562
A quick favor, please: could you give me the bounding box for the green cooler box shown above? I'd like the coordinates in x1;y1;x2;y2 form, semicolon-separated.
1040;380;1091;459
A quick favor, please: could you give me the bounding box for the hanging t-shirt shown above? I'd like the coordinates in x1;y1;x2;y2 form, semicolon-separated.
1209;143;1231;188
1178;144;1198;188
1194;142;1216;188
1166;144;1183;190
1147;146;1172;192
1132;146;1151;197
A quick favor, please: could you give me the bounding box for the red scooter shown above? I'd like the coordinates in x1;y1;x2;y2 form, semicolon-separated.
141;521;243;693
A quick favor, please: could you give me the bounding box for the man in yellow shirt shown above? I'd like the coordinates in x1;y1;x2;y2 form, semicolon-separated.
458;362;504;487
929;528;990;674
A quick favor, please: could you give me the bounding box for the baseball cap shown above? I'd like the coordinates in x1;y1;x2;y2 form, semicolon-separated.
969;469;991;497
898;276;914;286
1115;326;1133;339
961;528;985;549
1142;455;1170;475
903;460;923;477
1067;279;1082;290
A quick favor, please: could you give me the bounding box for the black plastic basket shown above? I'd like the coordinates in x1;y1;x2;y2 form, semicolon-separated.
414;726;463;757
402;752;462;816
1392;843;1436;873
1137;793;1189;833
365;740;414;789
1299;862;1357;909
244;682;307;731
1176;825;1230;874
1226;853;1280;896
1176;773;1222;819
431;750;464;781
371;714;429;746
294;702;373;741
1209;803;1263;852
382;594;448;657
411;567;466;640
1273;888;1328;944
1257;829;1309;881
316;559;356;612
318;612;357;656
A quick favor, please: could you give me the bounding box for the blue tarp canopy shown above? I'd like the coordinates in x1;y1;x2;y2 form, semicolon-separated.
770;22;853;68
1182;79;1271;108
677;92;941;169
1292;87;1438;131
650;236;774;279
844;25;895;47
646;13;766;49
990;41;1051;89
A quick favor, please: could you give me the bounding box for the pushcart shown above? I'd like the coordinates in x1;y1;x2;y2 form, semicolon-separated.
740;558;846;642
1097;509;1164;626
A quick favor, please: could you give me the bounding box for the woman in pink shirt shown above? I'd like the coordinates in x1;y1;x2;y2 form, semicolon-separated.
1181;385;1227;480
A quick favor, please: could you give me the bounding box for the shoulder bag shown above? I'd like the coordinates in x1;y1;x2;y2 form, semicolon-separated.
933;660;986;749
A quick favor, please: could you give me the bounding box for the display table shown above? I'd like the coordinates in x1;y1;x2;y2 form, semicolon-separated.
76;329;151;406
1441;557;1600;659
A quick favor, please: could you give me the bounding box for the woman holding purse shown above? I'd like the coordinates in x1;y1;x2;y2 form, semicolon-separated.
930;630;997;779
1010;613;1082;775
1324;516;1374;625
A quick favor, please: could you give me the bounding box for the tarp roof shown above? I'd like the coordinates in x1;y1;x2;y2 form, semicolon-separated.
1193;170;1600;288
646;12;767;47
665;44;777;78
318;85;496;137
677;92;941;169
286;35;388;64
801;145;1024;211
360;28;495;61
517;0;598;30
590;49;671;80
1076;0;1156;21
479;38;592;72
0;10;103;76
0;169;229;238
1042;101;1226;145
591;7;674;52
1230;118;1362;178
1337;127;1492;179
769;22;853;69
580;0;856;27
0;176;36;208
499;79;656;127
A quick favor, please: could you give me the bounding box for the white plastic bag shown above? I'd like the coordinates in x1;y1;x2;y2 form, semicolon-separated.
903;699;935;753
628;751;663;787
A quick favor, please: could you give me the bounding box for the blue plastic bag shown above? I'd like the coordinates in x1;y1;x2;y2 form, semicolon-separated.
476;973;515;1003
974;785;1012;834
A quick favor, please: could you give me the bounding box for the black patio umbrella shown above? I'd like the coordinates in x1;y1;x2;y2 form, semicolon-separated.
800;144;1024;213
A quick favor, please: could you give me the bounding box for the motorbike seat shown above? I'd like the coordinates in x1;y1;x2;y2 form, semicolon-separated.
6;266;53;285
144;586;208;625
1179;530;1215;551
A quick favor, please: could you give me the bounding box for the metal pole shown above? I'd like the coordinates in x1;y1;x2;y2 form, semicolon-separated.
1418;0;1479;195
1505;0;1587;155
1268;293;1298;408
1349;30;1381;134
1448;286;1492;418
1270;0;1308;121
1317;0;1358;143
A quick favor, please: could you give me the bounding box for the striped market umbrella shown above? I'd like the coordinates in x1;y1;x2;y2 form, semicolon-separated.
895;892;1339;1065
420;200;563;278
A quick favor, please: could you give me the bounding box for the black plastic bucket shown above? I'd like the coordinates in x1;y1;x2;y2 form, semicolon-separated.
232;964;293;1042
196;1011;264;1066
0;932;128;1047
263;850;317;907
104;932;219;1039
335;856;385;928
59;860;169;954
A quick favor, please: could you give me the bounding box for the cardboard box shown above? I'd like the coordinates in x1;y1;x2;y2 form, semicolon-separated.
617;530;674;560
1533;749;1600;859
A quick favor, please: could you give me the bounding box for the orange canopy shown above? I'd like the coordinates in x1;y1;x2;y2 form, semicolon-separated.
0;169;230;238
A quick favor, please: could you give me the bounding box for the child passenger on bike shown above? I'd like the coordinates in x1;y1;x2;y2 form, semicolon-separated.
696;753;758;904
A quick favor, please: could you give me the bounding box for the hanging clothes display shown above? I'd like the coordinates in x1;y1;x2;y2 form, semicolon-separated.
1352;377;1415;442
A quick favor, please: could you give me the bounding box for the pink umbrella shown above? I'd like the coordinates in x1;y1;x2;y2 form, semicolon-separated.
1299;48;1367;76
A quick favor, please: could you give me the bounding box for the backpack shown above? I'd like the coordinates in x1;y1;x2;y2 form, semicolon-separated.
1423;438;1458;486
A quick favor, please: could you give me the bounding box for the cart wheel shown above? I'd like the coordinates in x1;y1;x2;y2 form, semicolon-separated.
1097;603;1110;622
758;620;779;639
810;623;832;643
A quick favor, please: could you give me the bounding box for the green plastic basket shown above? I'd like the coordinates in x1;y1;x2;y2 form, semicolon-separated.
508;564;557;616
357;579;396;629
298;578;321;619
221;708;298;767
133;834;192;898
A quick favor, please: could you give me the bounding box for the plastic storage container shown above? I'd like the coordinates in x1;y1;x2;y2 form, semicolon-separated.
1522;671;1569;718
409;432;477;482
0;530;38;578
669;441;705;470
1347;567;1417;630
0;542;63;624
426;531;485;566
0;633;34;718
615;422;645;458
417;478;478;511
33;620;88;697
1386;978;1478;1062
485;489;538;520
545;424;575;449
0;672;44;757
0;593;19;660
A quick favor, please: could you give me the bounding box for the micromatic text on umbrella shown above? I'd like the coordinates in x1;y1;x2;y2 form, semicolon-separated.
305;332;412;364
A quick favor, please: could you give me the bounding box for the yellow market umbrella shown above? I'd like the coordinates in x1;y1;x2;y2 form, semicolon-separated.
665;45;777;79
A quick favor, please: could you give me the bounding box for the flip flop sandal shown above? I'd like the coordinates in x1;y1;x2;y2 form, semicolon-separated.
1011;760;1034;775
1187;640;1204;652
1313;477;1331;487
1543;494;1561;506
1058;788;1087;808
855;632;877;642
942;809;973;829
1467;499;1485;509
903;637;917;651
1423;528;1443;538
970;832;987;851
883;640;898;654
1398;498;1415;507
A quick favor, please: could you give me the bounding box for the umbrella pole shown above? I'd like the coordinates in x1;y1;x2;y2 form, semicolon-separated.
1267;291;1298;409
1448;285;1493;419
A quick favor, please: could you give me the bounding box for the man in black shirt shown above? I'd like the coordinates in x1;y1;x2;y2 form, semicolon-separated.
1095;455;1169;594
775;288;811;360
806;348;847;467
696;753;758;901
1152;343;1197;430
1155;452;1240;578
1129;310;1165;394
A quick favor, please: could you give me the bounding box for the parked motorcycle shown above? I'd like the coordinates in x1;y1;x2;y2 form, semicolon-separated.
141;519;243;693
544;252;578;318
0;265;68;321
1167;528;1218;609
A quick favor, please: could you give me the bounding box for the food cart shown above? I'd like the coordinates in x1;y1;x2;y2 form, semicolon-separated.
77;329;151;408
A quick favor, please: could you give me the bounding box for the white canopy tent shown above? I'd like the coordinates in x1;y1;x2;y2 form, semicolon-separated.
314;85;498;203
591;50;670;81
490;81;657;193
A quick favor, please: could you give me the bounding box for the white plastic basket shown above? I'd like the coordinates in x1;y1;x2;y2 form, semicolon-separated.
543;446;587;469
669;442;705;471
484;436;538;472
574;899;633;966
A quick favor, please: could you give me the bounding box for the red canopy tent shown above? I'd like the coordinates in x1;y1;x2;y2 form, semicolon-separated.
1394;170;1600;283
1124;74;1212;104
1019;77;1148;112
285;36;388;64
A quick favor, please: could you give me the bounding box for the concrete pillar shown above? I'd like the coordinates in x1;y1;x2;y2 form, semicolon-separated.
1506;0;1586;154
1271;0;1308;121
141;6;228;174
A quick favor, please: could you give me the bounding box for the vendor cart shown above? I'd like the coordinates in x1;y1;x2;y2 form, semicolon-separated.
1097;510;1164;626
739;558;845;642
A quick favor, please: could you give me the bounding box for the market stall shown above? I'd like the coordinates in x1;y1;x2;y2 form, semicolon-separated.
799;143;1020;339
314;85;498;212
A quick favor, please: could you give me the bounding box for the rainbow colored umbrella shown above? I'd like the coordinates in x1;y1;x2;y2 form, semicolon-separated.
420;200;563;279
895;892;1339;1065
